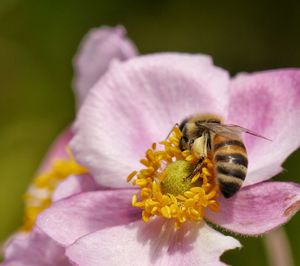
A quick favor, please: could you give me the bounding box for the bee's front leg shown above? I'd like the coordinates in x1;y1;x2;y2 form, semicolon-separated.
186;134;209;180
184;157;205;180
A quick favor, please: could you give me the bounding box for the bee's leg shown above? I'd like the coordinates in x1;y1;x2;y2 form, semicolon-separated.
184;157;205;180
165;123;179;140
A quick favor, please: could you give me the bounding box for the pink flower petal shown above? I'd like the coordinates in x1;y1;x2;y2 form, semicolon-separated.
3;228;70;266
37;189;140;246
37;128;72;173
73;25;138;107
228;70;300;186
24;129;73;205
71;53;230;187
66;219;240;266
52;174;100;202
205;181;300;235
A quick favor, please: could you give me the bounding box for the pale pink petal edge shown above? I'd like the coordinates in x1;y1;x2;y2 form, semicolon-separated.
205;181;300;235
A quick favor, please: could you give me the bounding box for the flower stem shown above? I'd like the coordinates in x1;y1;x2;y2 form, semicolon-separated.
264;227;294;266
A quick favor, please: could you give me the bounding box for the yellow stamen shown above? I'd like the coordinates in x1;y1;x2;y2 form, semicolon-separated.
21;149;87;231
127;127;220;226
127;170;138;182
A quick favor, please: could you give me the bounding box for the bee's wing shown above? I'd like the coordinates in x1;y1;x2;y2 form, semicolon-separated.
201;123;271;141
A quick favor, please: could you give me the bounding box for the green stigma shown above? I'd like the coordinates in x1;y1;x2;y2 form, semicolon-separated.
161;160;200;196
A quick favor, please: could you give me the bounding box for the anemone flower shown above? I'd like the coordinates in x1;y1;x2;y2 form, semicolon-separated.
1;130;100;266
2;25;300;266
34;27;300;266
1;26;137;266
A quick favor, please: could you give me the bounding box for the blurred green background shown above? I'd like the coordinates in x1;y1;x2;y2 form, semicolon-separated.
0;0;299;265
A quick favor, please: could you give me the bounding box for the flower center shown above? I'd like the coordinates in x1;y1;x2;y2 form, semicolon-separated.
21;149;87;231
127;127;220;227
161;160;201;195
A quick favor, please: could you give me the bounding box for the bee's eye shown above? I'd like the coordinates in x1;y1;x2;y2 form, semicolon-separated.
189;139;194;145
179;136;189;151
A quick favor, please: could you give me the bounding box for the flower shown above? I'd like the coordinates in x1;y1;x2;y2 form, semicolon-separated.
3;228;70;266
2;25;300;266
1;26;137;266
73;25;138;107
1;130;101;266
40;27;300;265
2;130;73;266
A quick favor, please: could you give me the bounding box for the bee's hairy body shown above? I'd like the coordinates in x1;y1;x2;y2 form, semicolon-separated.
179;114;248;198
213;134;248;198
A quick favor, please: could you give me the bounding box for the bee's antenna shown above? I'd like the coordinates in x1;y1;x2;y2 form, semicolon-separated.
165;123;179;140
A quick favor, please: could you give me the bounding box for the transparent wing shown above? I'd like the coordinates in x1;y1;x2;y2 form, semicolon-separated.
201;123;271;141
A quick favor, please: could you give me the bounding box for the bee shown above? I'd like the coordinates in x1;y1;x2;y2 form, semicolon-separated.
178;114;269;198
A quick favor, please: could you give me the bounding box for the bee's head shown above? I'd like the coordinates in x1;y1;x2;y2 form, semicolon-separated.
179;135;196;151
179;119;202;151
179;135;189;151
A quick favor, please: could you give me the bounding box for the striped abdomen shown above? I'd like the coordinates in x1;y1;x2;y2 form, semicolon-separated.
213;135;248;198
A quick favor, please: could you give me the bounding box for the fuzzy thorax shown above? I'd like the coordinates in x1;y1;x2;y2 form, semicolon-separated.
127;127;220;227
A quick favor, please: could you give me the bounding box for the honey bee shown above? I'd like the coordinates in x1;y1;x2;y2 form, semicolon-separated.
178;114;269;198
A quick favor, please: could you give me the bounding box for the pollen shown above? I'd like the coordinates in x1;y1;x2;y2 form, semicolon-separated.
21;148;87;231
127;127;220;227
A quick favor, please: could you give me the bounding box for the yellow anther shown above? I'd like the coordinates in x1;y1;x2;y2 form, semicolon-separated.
161;195;171;205
185;198;196;207
140;167;155;176
141;188;152;198
176;194;187;201
178;215;187;224
132;194;138;206
158;171;168;181
134;201;145;208
146;149;155;161
152;182;160;193
206;188;217;199
190;187;203;193
142;211;150;222
202;167;212;177
151;206;158;214
191;173;200;183
140;159;150;167
161;206;172;218
135;179;148;187
169;194;178;204
202;174;208;186
185;155;195;162
127;171;137;182
190;208;201;218
145;199;159;207
184;191;194;198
